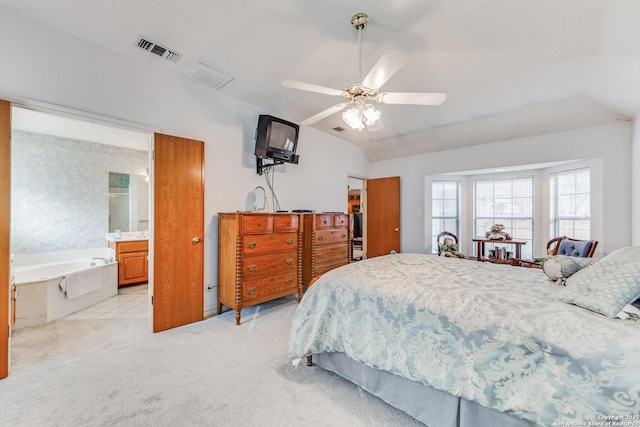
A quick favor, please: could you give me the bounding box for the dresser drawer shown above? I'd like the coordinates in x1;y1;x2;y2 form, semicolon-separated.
242;232;297;255
315;214;334;229
242;251;298;279
333;214;349;228
274;214;299;232
315;244;349;263
315;259;349;276
242;215;273;233
315;229;348;245
242;272;298;302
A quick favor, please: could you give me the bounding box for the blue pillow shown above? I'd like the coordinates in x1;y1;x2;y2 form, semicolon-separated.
557;239;593;257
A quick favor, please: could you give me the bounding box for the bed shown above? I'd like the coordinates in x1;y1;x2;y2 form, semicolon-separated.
289;249;640;426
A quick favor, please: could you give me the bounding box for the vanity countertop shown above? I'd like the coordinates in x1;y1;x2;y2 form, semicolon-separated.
106;232;149;242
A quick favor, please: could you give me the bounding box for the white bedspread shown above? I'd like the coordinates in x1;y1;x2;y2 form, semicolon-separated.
289;253;640;426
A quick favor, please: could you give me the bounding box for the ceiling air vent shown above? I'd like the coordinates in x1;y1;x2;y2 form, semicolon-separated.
137;37;182;63
332;126;347;133
186;62;234;90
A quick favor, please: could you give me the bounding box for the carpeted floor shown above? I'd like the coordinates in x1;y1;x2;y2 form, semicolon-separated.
2;296;422;426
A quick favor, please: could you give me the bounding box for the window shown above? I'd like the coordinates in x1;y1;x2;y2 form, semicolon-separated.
550;168;590;239
474;177;533;259
431;181;460;254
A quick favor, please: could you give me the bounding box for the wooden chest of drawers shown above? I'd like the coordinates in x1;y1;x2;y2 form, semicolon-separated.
217;212;303;325
302;213;351;288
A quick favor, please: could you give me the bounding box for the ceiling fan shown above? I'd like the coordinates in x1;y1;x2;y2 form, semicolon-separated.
283;13;447;131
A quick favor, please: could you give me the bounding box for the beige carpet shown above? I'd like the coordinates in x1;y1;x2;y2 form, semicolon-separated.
2;296;422;426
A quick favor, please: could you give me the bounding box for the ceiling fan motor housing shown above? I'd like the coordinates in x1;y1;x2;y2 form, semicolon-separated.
351;13;369;30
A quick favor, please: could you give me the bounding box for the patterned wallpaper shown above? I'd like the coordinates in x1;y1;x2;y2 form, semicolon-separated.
11;130;148;254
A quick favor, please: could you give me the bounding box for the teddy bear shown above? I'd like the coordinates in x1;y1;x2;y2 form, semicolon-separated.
440;237;465;258
484;224;512;240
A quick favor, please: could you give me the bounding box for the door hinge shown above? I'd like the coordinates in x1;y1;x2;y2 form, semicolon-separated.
151;296;154;305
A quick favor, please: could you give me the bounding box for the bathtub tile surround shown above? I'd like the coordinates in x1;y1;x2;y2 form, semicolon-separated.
11;129;148;254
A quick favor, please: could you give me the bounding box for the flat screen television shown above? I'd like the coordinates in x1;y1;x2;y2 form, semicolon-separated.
254;115;299;174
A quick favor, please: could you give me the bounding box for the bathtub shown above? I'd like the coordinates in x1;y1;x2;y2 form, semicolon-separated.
13;248;118;329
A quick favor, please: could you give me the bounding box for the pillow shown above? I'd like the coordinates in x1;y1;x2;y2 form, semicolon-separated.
556;246;640;317
542;255;593;281
594;245;640;264
556;239;593;257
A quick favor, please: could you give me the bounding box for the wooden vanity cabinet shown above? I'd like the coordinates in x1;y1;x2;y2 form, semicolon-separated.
108;240;149;286
302;213;351;289
217;212;303;325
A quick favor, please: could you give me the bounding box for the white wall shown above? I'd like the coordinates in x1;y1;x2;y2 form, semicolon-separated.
632;115;640;245
371;122;632;256
0;8;369;315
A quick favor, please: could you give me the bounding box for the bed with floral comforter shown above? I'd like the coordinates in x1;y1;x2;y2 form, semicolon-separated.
289;252;640;426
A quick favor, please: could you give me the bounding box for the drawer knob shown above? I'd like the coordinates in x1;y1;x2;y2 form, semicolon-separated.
286;221;290;225
286;238;294;244
248;287;257;294
257;221;262;227
317;236;324;241
248;265;257;271
286;258;294;265
248;242;257;249
341;234;346;238
341;250;346;254
323;220;328;224
286;278;294;285
318;253;324;259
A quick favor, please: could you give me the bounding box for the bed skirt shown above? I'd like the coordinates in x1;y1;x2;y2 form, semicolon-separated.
313;352;535;427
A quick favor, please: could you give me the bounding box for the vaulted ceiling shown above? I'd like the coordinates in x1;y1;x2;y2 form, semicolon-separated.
1;0;638;161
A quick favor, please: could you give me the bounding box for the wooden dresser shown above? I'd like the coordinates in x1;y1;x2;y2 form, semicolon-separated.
302;213;351;289
217;212;303;325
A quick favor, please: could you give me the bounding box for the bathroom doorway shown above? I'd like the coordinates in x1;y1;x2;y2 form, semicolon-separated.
10;106;153;330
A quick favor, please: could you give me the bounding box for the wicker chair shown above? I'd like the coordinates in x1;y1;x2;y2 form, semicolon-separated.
437;231;459;256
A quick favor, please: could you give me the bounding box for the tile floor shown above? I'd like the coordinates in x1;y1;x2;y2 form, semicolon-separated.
62;284;149;320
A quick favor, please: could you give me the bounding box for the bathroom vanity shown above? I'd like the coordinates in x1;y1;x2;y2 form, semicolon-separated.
107;232;149;286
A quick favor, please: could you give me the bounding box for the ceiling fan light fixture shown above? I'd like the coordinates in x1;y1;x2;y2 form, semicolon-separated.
342;104;365;130
363;104;381;125
342;101;380;130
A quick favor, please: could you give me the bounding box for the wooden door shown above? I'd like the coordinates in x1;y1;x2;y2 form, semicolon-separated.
153;133;204;332
0;100;10;379
366;176;400;258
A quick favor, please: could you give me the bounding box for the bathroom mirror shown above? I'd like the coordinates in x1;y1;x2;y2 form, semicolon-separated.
108;172;149;232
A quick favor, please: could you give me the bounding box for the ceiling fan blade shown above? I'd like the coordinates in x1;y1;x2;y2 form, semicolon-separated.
377;92;447;105
361;49;410;90
282;80;344;97
301;104;347;125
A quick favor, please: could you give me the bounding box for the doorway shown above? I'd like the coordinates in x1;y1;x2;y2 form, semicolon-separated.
348;177;365;261
9;106;153;332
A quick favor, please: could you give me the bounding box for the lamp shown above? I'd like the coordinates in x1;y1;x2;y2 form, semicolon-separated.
342;100;381;131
